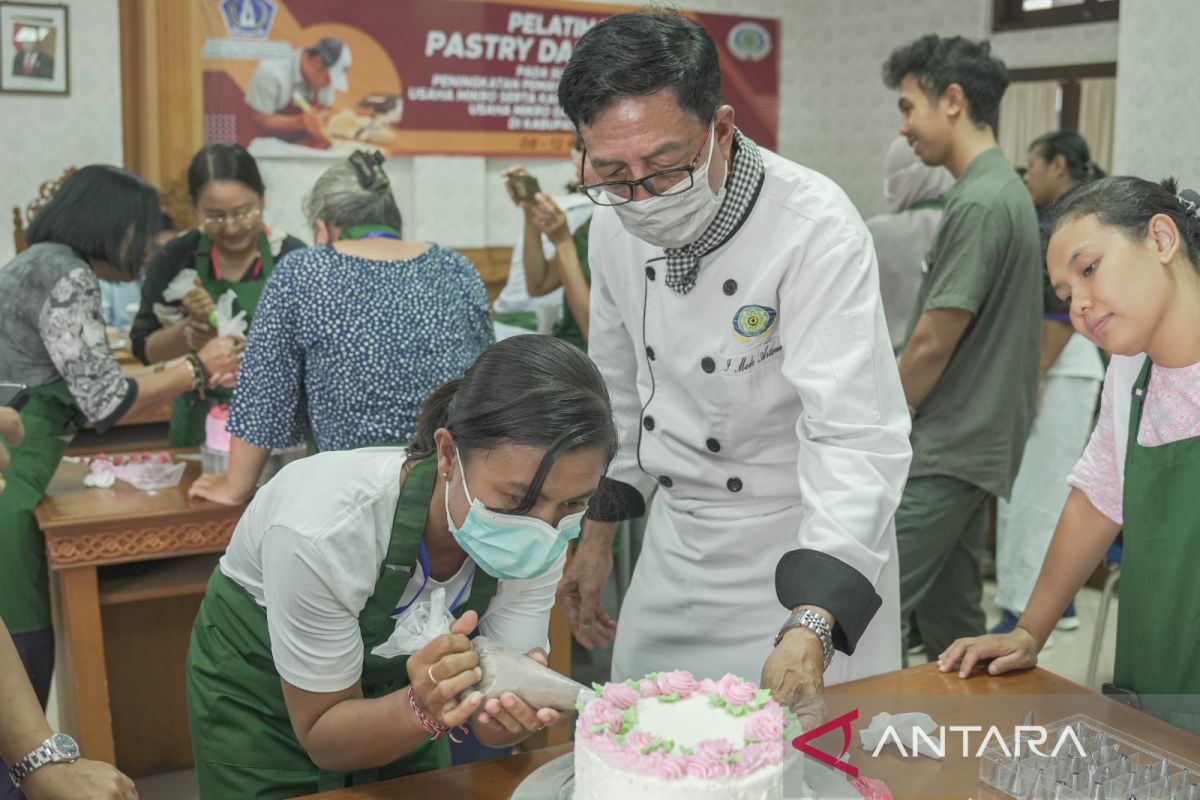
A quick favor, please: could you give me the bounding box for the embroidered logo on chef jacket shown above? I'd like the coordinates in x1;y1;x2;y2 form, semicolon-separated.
731;304;778;343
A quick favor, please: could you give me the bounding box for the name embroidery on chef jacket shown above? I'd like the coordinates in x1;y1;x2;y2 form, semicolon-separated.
721;304;783;375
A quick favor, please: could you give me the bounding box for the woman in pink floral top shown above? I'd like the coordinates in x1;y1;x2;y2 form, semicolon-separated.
941;176;1200;736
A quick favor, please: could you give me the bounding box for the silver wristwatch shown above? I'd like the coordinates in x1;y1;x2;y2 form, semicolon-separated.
775;609;835;670
8;733;80;787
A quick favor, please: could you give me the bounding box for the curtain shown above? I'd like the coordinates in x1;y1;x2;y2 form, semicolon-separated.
1077;77;1117;175
997;80;1061;168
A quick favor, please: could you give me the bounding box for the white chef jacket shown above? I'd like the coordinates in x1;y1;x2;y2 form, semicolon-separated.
588;146;912;680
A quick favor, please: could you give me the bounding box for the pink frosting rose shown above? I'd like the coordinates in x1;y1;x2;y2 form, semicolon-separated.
602;682;641;709
625;730;655;750
692;738;735;765
655;670;698;698
744;707;786;741
579;699;625;736
637;678;661;698
720;677;759;707
686;758;734;780
734;740;786;776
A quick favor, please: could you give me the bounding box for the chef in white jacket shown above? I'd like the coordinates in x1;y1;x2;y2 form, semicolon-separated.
554;10;912;709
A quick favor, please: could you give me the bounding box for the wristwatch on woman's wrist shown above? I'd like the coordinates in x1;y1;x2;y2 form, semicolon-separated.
8;733;80;786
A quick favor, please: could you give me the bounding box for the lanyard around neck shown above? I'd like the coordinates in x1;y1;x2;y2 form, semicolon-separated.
392;541;474;616
342;225;402;241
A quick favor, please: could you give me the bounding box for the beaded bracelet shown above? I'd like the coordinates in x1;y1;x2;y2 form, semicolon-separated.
407;686;468;743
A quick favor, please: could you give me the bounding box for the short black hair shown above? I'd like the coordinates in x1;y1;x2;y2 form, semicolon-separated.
1045;176;1200;271
409;335;616;515
883;35;1009;131
1030;130;1106;184
26;165;161;280
558;10;720;129
186;143;265;205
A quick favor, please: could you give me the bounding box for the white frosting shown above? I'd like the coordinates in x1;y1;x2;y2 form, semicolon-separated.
634;695;748;749
574;737;783;800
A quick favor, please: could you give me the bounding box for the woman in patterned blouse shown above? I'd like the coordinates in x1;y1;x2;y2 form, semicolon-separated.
0;166;243;753
190;151;494;505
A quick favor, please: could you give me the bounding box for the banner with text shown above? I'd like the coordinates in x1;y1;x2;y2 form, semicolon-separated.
201;0;779;158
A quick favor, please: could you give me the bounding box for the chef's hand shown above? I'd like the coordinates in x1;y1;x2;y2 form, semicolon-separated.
473;648;561;740
0;407;24;494
938;628;1040;679
501;165;530;208
195;336;244;379
761;627;827;733
189;473;253;506
556;534;617;650
405;610;484;731
20;758;137;800
182;318;216;352
181;281;215;323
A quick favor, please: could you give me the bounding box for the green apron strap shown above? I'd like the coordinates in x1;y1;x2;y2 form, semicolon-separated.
1113;357;1200;735
0;381;86;632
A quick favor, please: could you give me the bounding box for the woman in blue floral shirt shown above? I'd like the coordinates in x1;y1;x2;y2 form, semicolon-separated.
190;151;494;504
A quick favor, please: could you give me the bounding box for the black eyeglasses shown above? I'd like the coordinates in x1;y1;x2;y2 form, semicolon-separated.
578;124;713;207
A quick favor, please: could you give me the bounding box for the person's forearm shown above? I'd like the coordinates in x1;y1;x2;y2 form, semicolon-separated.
127;360;195;417
554;241;589;340
224;436;272;500
253;111;307;136
301;690;431;772
1019;489;1121;646
899;335;955;410
144;320;192;363
580;519;618;550
523;217;559;297
0;619;53;765
1039;320;1075;382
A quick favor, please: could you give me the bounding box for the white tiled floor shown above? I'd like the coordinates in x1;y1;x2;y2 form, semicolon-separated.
48;580;1119;800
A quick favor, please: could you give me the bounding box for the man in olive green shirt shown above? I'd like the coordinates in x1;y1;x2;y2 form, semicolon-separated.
883;35;1042;660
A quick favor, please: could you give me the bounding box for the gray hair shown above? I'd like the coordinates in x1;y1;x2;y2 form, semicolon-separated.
302;158;403;235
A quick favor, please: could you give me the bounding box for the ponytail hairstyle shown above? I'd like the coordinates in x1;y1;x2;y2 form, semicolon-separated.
303;149;403;235
1030;130;1106;185
408;335;617;514
187;143;265;204
1045;176;1200;271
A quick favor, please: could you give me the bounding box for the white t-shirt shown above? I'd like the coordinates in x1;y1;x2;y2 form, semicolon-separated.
244;49;335;115
219;447;564;693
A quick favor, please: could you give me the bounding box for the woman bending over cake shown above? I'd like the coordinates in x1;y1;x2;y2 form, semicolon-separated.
186;335;615;798
941;177;1200;736
188;149;494;504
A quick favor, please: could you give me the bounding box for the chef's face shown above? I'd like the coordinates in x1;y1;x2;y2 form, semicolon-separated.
896;74;953;168
436;435;604;529
1047;213;1179;356
196;180;264;256
578;89;734;203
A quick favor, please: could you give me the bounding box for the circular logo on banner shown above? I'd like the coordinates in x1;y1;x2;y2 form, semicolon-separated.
727;21;772;63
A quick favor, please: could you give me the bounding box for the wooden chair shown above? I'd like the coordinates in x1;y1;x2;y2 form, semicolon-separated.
12;167;77;254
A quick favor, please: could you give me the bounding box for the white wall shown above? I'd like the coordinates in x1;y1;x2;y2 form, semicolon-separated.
0;0;124;266
1113;0;1200;186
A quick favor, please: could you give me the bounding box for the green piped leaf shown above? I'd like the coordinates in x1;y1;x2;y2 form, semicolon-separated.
589;723;613;734
709;695;727;709
659;739;675;753
591;681;604;694
613;734;627;747
744;737;761;745
657;693;681;703
640;739;661;755
726;704;751;717
575;698;587;714
647;672;659;680
753;689;772;708
623;679;641;691
722;753;744;764
618;706;639;735
679;745;694;756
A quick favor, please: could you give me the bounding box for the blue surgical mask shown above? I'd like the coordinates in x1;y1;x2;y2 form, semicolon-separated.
444;450;583;580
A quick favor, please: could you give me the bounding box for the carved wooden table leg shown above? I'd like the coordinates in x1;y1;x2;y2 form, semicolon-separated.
58;566;115;764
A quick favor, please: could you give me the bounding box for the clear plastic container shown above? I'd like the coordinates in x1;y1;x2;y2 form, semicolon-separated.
201;444;305;487
979;715;1200;799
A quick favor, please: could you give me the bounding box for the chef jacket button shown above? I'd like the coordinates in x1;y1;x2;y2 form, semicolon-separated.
646;346;656;361
706;438;721;453
723;279;738;296
727;476;743;492
701;356;715;373
643;415;655;431
646;266;657;280
658;475;674;488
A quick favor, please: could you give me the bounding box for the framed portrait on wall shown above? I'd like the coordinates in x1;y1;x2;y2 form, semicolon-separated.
0;2;68;94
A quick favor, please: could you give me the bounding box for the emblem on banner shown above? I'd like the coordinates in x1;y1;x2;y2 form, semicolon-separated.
727;21;772;62
220;0;276;39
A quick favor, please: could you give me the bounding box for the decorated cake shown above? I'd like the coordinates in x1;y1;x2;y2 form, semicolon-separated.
574;671;795;800
204;404;232;452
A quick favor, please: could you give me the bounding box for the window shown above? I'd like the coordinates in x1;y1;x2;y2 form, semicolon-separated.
993;0;1118;31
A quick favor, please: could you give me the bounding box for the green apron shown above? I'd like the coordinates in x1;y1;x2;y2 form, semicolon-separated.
169;233;275;447
0;381;86;633
1112;359;1200;734
552;218;590;353
186;456;500;798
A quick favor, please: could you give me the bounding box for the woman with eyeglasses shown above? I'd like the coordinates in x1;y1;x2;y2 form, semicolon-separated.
129;143;307;447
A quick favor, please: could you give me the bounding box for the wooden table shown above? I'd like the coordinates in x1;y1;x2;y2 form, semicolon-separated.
37;454;244;777
305;664;1200;799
